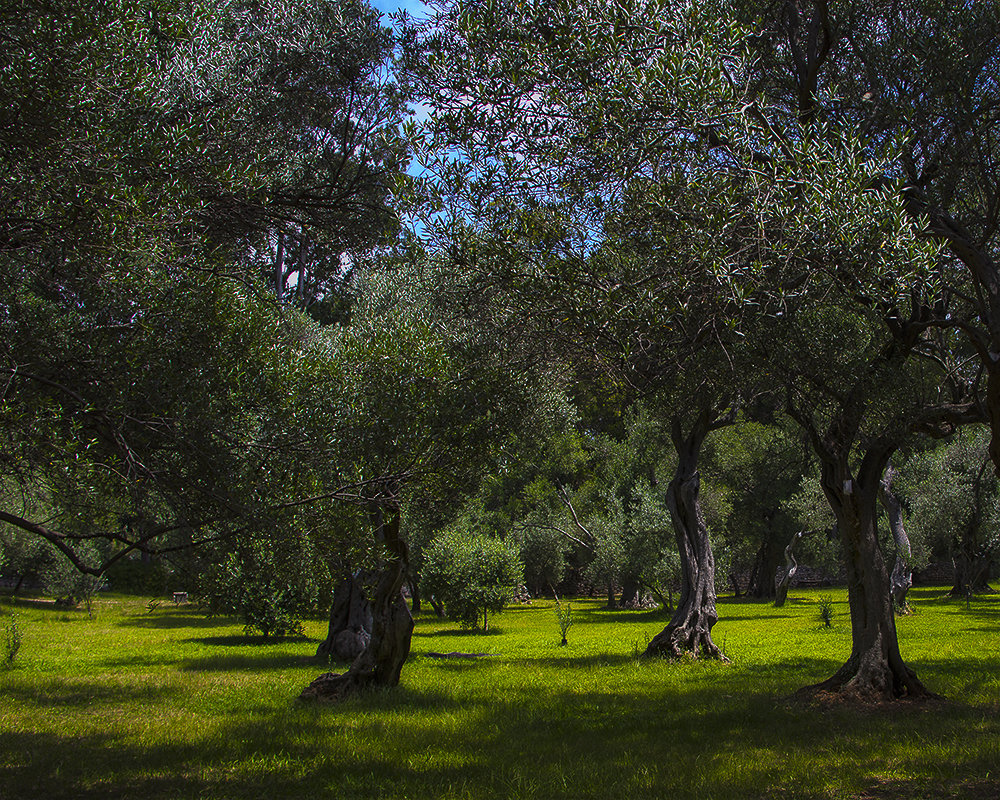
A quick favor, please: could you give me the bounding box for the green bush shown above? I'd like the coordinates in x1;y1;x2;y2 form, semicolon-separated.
422;530;523;631
199;551;314;638
817;595;835;627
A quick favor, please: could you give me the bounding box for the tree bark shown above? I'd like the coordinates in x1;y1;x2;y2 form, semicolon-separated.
988;361;1000;474
795;458;931;702
619;574;641;608
645;412;728;661
408;577;421;614
948;459;995;597
300;505;414;702
747;536;781;599
773;531;802;608
316;572;373;663
879;465;912;613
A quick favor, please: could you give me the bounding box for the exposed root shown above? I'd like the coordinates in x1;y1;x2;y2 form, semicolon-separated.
298;670;375;703
792;660;939;707
644;622;730;662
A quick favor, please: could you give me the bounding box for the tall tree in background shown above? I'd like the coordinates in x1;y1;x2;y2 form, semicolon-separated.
736;0;1000;463
0;0;411;597
410;0;770;659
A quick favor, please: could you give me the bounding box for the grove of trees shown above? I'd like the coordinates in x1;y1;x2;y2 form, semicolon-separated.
2;0;998;704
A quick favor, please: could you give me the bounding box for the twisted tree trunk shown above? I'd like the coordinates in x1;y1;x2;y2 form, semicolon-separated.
645;411;728;661
620;574;642;608
879;465;912;613
316;572;373;663
773;531;803;608
795;458;931;702
300;505;414;702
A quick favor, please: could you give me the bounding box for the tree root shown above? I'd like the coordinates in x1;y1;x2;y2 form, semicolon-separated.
792;656;938;705
644;621;729;662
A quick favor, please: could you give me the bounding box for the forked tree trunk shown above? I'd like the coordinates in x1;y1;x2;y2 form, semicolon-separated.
316;572;373;663
300;506;414;702
773;531;802;608
747;534;781;599
645;412;728;661
879;465;912;613
796;461;931;702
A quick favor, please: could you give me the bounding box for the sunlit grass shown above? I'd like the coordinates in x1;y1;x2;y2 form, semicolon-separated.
1;588;998;799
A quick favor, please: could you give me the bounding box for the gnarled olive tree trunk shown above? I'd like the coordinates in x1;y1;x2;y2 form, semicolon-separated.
316;571;373;663
300;505;414;702
797;457;930;701
645;411;728;661
879;465;912;613
773;531;803;608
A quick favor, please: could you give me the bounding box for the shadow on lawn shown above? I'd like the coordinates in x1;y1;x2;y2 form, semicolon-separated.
4;678;177;709
572;606;673;624
185;634;317;647
119;611;238;630
178;652;321;672
412;626;508;638
4;662;998;800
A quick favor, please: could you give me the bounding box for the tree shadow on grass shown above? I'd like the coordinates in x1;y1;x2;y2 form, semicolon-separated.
905;655;1000;692
716;612;798;622
411;626;507;638
576;606;674;624
5;660;999;800
904;599;1000;627
184;634;316;647
527;652;642;669
2;597;65;612
4;679;177;709
119;611;238;630
178;652;320;672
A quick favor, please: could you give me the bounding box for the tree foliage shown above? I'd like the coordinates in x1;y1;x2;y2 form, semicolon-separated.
422;529;523;631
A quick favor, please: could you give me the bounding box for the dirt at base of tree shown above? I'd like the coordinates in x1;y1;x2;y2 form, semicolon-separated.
787;687;946;711
854;777;1000;800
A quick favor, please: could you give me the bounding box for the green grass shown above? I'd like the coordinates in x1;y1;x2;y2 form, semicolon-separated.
1;588;998;799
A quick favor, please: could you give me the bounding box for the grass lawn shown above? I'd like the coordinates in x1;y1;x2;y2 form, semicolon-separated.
1;587;998;799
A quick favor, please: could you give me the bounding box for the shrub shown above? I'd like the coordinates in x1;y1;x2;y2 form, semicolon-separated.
818;595;835;627
554;598;573;646
422;530;523;631
199;551;313;638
